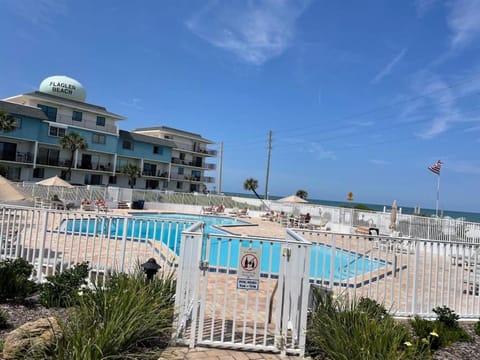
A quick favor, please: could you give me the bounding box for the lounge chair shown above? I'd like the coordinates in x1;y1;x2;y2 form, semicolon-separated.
95;199;108;212
237;208;249;218
81;199;94;211
202;206;215;214
228;207;239;215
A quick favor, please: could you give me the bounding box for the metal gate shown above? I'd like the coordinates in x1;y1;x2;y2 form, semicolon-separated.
174;225;311;356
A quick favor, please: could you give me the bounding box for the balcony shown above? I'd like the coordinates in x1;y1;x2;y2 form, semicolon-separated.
77;163;113;172
205;163;216;170
202;176;215;184
173;144;217;156
142;170;169;178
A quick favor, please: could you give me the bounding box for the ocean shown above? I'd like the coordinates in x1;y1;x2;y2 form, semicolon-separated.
224;192;480;223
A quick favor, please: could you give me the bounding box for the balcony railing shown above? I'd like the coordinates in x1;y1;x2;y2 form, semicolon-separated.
174;144;217;156
142;170;169;178
205;163;216;170
77;163;113;172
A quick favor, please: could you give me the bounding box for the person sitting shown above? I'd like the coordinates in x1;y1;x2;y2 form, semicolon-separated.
215;204;225;214
81;198;93;211
305;213;311;223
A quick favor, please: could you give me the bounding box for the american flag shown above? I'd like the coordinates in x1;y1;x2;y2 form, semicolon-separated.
428;160;443;175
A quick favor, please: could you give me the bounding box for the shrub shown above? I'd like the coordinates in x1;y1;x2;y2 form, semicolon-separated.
0;258;38;301
306;292;418;359
40;262;89;308
433;306;459;329
52;271;176;359
474;319;480;336
0;309;10;329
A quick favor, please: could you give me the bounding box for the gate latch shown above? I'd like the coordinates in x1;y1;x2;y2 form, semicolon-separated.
199;260;209;271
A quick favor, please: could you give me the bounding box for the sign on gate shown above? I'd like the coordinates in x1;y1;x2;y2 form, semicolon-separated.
237;247;261;290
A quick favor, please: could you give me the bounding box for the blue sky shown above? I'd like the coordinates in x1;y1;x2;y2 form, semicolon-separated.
1;0;480;212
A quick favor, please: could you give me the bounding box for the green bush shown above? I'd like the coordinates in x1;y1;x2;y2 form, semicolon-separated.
0;258;38;301
0;309;10;329
433;306;459;328
474;319;480;336
410;314;472;351
40;262;89;308
52;271;176;359
306;292;420;359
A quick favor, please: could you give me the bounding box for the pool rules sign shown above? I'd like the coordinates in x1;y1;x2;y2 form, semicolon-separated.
237;247;261;290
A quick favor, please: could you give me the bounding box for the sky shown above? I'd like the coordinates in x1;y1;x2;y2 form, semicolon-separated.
1;0;480;212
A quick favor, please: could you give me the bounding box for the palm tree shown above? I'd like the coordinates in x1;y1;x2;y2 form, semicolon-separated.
296;189;308;200
243;178;261;200
59;131;88;180
0;111;16;132
122;163;141;189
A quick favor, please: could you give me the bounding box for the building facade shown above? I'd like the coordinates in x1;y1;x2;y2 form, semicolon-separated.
0;75;216;191
133;126;217;193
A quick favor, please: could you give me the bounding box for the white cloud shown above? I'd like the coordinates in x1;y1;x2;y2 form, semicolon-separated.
371;48;407;84
186;0;310;65
402;68;480;139
447;0;480;48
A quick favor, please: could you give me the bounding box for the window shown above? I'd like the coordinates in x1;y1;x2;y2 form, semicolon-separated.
13;116;22;129
37;104;57;121
49;126;66;137
0;142;17;161
179;153;185;160
37;148;59;166
122;140;133;150
178;167;184;175
72;111;83;121
96;116;106;126
33;168;45;178
153;146;163;154
176;182;183;189
108;176;117;184
93;133;106;144
164;135;173;139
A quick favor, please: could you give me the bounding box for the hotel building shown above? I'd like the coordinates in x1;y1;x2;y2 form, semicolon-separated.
0;75;216;191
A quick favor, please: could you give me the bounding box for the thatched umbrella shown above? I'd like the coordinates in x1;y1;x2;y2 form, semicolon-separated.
278;195;308;203
0;175;27;202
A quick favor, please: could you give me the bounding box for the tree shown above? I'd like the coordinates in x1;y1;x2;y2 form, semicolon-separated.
243;178;261;200
296;189;308;200
59;132;88;180
122;163;141;189
0;111;16;132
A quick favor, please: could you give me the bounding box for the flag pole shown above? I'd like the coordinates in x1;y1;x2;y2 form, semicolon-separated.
435;173;440;217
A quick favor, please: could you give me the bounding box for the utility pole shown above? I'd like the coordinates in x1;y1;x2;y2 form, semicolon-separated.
264;130;272;200
217;141;223;194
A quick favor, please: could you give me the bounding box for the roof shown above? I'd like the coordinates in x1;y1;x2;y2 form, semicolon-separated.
133;126;214;144
0;100;49;120
19;91;125;119
118;130;176;147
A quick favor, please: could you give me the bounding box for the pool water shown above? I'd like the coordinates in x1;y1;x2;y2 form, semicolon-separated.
61;213;386;280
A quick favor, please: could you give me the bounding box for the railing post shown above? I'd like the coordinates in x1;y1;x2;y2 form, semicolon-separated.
36;210;49;283
119;217;129;272
411;240;420;314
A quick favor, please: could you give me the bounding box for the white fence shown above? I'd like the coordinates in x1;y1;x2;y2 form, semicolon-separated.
3;203;480;354
16;183;480;245
175;227;310;355
0;205;193;284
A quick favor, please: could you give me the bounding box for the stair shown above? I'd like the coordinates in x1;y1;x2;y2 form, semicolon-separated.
117;201;130;210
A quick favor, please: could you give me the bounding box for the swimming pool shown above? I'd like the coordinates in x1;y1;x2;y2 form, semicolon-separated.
61;213;386;281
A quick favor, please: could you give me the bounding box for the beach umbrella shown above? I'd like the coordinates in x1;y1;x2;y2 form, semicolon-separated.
278;195;308;203
389;200;398;232
0;175;28;202
36;175;73;188
36;175;73;200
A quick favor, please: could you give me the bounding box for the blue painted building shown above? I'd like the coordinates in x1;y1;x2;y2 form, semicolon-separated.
0;75;216;191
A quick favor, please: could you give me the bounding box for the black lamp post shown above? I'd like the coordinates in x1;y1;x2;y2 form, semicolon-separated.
142;258;161;282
